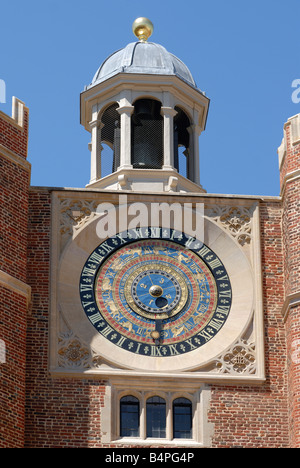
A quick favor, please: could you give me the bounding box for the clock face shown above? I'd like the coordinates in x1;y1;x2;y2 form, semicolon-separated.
79;228;232;357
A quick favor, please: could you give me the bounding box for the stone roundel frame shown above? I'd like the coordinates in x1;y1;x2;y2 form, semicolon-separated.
58;214;254;373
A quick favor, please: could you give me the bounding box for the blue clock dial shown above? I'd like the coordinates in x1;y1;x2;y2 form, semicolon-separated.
79;228;232;356
132;269;182;315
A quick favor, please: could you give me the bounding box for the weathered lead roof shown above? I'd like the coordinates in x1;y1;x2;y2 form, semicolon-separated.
88;41;197;89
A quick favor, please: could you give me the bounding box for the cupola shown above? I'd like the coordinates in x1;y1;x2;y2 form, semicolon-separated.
80;18;209;193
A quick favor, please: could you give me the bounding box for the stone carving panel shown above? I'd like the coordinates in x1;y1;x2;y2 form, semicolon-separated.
205;205;254;247
58;331;90;369
59;199;98;251
214;338;256;375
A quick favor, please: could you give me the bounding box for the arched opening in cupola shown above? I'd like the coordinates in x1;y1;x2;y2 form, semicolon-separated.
100;102;121;176
131;98;163;169
174;106;191;179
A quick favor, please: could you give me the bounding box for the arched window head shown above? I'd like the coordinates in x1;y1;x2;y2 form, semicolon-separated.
120;395;140;437
131;98;163;170
173;397;193;439
146;396;166;438
174;107;191;178
100;103;121;175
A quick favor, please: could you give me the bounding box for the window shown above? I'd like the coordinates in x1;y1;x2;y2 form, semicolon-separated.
173;398;193;439
146;396;166;438
114;389;208;446
120;396;140;437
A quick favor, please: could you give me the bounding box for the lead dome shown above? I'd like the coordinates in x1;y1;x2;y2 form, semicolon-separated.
88;41;198;89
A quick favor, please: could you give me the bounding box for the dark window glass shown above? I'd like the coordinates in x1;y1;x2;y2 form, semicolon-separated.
146;396;166;438
120;396;140;437
173;106;190;178
173;398;193;439
100;103;121;175
131;99;163;170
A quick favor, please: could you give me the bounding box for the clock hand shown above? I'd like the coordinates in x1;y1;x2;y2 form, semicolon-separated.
150;319;163;346
147;272;154;285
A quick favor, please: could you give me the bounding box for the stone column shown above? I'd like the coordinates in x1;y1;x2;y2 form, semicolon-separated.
117;105;134;170
89;119;103;183
161;106;177;170
187;124;202;185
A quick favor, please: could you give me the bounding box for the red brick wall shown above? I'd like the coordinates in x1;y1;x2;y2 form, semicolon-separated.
282;180;300;299
0;104;30;283
286;305;300;448
0;155;30;282
208;201;289;448
0;108;28;160
280;124;300;189
0;286;27;448
281;128;300;447
25;189;109;448
0;104;30;448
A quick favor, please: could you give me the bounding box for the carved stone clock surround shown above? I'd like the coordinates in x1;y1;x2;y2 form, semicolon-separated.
49;189;265;385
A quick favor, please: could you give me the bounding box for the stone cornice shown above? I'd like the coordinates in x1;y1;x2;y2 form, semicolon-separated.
280;169;300;197
281;291;300;322
30;185;281;202
0;270;31;307
0;143;31;172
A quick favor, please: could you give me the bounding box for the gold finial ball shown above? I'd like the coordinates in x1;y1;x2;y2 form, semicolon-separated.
132;17;154;42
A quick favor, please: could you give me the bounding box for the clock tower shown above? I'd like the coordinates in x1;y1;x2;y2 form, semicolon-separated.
50;18;265;446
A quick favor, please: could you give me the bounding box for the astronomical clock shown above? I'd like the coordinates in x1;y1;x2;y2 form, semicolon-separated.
51;195;264;383
79;228;232;358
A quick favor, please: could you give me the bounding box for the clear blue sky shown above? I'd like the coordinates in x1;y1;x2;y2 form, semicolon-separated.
1;0;299;196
